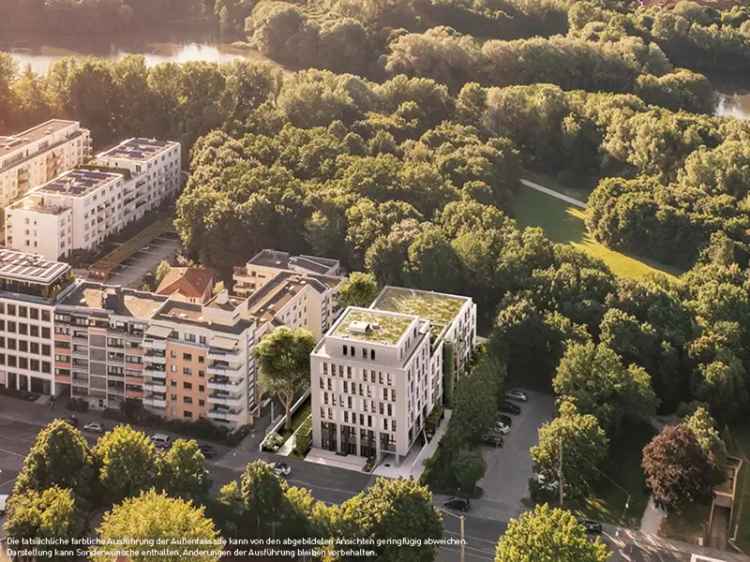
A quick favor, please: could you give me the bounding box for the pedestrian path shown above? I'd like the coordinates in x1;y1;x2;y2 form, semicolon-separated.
520;178;587;208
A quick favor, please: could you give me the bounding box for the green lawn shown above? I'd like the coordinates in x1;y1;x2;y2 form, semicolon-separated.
512;186;681;282
573;420;655;528
278;398;312;440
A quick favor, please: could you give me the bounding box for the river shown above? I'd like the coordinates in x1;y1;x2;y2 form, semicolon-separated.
3;34;750;120
1;30;273;76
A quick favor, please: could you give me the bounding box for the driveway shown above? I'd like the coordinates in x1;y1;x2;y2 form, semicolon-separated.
472;389;555;521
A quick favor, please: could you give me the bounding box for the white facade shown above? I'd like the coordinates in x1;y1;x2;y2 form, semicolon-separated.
0;120;91;209
5;138;181;260
311;308;438;462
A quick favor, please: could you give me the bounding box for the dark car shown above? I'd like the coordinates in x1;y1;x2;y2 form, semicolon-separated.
67;415;79;427
443;497;471;512
480;433;504;447
578;518;603;534
199;444;216;459
496;414;513;427
500;400;521;415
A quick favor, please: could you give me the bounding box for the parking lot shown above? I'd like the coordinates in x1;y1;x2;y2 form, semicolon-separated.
106;233;180;288
473;389;555;521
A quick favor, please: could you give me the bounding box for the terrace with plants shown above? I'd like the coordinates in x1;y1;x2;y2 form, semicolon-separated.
333;308;415;345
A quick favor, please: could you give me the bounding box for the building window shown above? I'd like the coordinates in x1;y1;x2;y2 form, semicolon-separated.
184;411;193;418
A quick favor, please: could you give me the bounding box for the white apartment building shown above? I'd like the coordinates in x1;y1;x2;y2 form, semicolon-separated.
0;120;91;209
5;138;181;260
0;250;71;396
311;307;440;463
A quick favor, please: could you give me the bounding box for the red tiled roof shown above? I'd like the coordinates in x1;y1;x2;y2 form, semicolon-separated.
156;267;214;300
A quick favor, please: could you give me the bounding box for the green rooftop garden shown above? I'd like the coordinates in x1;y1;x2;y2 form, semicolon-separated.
374;288;465;332
333;309;414;345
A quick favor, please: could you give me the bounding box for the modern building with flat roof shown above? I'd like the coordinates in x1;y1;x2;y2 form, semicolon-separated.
5;136;181;260
0;120;91;210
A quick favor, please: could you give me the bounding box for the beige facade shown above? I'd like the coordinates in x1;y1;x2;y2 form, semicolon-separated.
165;341;209;422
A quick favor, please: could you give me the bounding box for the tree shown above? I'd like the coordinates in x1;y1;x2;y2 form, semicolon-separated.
642;424;719;512
256;326;315;432
93;425;158;504
240;460;287;534
495;504;609;562
453;448;486;496
338;272;379;308
4;487;84;554
158;439;211;502
531;401;609;499
94;490;222;562
553;341;658;432
338;478;443;562
154;260;171;284
13;419;95;499
684;406;728;474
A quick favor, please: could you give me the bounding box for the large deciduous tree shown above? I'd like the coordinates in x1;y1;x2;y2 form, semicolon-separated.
338;272;379;308
530;401;609;499
93;425;158;504
157;439;211;502
256;326;315;432
495;504;609;562
642;424;719;512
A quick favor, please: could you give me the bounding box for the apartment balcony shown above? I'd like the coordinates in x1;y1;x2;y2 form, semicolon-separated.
142;338;166;351
143;394;166;409
207;376;243;392
207;362;242;377
143;367;166;379
126;388;144;400
208;348;240;362
143;353;165;365
207;406;245;424
55;373;72;385
207;391;244;407
143;380;166;393
72;348;88;359
125;361;143;371
125;375;143;386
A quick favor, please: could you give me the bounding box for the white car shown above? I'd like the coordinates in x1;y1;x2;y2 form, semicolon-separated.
506;389;529;402
83;422;104;433
0;494;8;515
494;421;511;435
272;462;291;477
150;434;171;449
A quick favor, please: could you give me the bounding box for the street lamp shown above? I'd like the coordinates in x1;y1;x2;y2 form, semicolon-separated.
438;508;465;562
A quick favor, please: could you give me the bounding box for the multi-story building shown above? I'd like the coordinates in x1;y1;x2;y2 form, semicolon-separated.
54;282;167;410
141;292;257;428
311;307;437;463
0;120;91;209
311;288;477;464
233;249;342;298
0;250;73;395
5;138;181;260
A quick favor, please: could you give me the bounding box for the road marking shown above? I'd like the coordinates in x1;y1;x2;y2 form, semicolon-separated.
0;447;23;458
691;556;727;562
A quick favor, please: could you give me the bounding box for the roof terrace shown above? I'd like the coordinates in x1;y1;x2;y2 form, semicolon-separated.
332;307;416;346
0;119;79;159
35;168;121;198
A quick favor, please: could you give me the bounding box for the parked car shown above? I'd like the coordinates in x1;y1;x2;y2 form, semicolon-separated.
443;497;471;512
0;494;8;515
578;518;603;534
494;421;511;435
496;414;513;427
83;422;105;433
480;433;504;447
272;462;292;477
505;389;529;402
500;400;521;415
198;444;216;459
150;434;171;449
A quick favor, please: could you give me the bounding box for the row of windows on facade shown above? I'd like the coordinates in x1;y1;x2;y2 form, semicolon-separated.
320;407;398;433
321;363;396;386
0;338;51;355
322;392;395;417
342;345;377;360
320;380;397;402
0;355;51;372
0;303;52;322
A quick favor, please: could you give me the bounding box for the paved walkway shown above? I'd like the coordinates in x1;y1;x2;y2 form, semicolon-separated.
641;496;666;535
520;178;587;208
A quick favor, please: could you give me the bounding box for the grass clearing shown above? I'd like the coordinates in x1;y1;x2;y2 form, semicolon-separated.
512;186;681;282
573;420;655;528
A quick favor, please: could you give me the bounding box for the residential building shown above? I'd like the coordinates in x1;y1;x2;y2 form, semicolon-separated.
311;307;437;463
54;282;167;410
142;292;257;428
311;288;477;464
0;250;73;395
156;267;215;305
5;138;181;260
233;249;342;297
0;120;91;209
